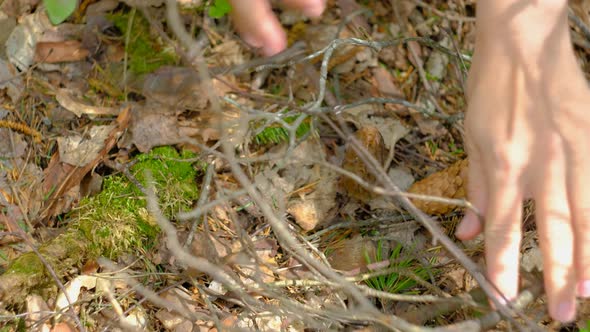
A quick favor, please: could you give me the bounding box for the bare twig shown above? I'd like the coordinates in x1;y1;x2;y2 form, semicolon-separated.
184;161;215;248
569;8;590;42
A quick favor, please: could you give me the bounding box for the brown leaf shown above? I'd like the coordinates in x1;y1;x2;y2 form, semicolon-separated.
0;0;39;17
337;0;370;33
327;235;376;273
287;164;339;231
81;260;100;275
41;107;131;220
34;40;89;63
55;88;120;117
26;294;51;330
124;107;193;153
371;66;403;98
141;66;211;109
340;126;386;203
155;309;191;331
58;125;117;167
0;211;24;244
0;58;23;102
407;159;468;215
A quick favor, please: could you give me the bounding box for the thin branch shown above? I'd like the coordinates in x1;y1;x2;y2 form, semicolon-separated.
569;8;590;42
184;160;215;248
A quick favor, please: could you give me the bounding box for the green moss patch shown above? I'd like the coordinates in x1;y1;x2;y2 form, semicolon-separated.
74;146;201;258
109;10;178;75
0;147;201;305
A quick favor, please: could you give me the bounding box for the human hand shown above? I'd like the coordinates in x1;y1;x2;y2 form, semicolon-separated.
456;0;590;322
228;0;326;56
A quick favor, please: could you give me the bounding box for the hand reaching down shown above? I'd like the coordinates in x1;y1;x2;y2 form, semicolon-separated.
456;0;590;322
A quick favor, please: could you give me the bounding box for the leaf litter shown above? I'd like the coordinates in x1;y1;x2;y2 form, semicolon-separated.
0;0;588;331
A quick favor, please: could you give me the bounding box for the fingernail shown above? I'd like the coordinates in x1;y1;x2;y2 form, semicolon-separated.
554;301;575;322
578;280;590;297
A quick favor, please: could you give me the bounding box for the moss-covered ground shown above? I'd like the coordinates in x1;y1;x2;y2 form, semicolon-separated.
0;146;202;304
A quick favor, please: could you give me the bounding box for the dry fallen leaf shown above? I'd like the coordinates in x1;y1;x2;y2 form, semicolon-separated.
55;89;121;118
327;235;376;273
0;129;45;227
6;10;53;70
123;107;190;153
55;276;98;316
340;126;385;204
340;104;409;152
34;40;89;63
287;163;339;231
160;288;201;313
337;0;371;33
57;125;116;167
0;0;39;17
51;322;77;332
0;58;23;102
262;138;339;231
26;294;51;331
155;309;192;331
372;66;403;98
407;159;468;215
41;108;130;219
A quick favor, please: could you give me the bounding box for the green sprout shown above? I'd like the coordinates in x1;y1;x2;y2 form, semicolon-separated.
426;140;438;156
364;241;431;295
448;141;464;156
252;114;312;145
